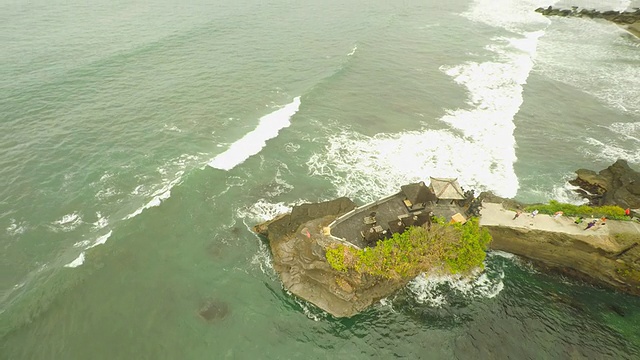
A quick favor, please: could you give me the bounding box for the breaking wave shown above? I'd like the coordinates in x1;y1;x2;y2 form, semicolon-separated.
208;97;301;171
307;0;553;201
407;267;505;307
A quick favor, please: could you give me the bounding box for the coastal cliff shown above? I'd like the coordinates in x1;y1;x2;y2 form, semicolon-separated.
480;202;640;296
254;198;411;318
254;161;640;317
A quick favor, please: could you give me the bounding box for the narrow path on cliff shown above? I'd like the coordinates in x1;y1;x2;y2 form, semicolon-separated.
478;202;640;252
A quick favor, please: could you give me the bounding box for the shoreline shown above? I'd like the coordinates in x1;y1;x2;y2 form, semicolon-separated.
621;22;640;38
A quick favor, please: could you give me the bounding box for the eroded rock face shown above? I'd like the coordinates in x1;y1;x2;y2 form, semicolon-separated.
254;197;411;318
570;159;640;209
485;225;640;296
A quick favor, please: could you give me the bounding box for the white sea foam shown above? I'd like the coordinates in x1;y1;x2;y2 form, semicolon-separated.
284;142;300;153
92;212;108;230
73;240;91;248
583;137;640;163
488;250;517;260
378;298;396;313
64;252;85;268
99;172;113;182
163;124;183;133
66;230;114;268
462;0;553;33
250;238;276;278
523;180;588;205
308;1;551;201
347;44;358;56
6;218;27;236
208;97;301;170
123;174;183;220
95;187;119;200
535;12;640;114
87;230;112;249
55;212;80;225
287;291;326;321
131;184;145;195
53;212;82;231
608;122;640;143
408;267;505;307
236;199;294;223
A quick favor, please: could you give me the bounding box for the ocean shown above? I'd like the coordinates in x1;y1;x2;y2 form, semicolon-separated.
1;0;640;358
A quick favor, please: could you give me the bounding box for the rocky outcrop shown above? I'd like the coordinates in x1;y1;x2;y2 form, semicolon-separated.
254;161;640;317
535;6;640;25
485;222;640;296
569;159;640;209
478;191;527;211
254;198;411;318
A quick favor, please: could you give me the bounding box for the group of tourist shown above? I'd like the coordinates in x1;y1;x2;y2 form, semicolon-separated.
511;207;639;228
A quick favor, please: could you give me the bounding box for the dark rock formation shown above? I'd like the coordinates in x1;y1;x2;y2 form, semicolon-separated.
535;6;640;25
254;197;411;318
478;191;527;211
569;159;640;209
485;223;640;297
254;197;356;241
253;162;640;317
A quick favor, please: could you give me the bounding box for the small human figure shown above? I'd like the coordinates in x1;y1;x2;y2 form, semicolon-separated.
574;216;584;224
513;210;522;220
625;208;631;217
553;211;563;220
531;210;539;218
585;220;597;230
600;216;607;225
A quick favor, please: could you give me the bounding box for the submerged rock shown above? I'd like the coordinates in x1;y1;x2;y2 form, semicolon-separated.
198;299;230;322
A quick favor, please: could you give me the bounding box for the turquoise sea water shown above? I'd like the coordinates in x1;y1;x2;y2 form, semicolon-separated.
1;0;640;358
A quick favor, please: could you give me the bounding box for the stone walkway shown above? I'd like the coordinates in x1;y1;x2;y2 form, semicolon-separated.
478;202;640;252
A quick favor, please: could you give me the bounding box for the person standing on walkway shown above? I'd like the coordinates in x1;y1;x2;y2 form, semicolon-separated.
531;209;539;218
513;210;522;220
625;208;631;218
585;220;597;230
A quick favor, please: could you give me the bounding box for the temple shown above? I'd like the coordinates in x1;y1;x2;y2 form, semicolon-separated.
326;178;476;249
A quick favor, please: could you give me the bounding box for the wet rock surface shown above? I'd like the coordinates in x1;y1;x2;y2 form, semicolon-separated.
254;161;640;317
254;197;410;318
570;159;640;210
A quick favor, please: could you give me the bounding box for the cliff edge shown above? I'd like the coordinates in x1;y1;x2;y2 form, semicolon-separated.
254;198;411;318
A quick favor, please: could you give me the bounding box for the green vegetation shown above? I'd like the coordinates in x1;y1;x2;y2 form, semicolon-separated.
524;200;627;220
613;233;640;248
325;218;492;279
616;265;640;286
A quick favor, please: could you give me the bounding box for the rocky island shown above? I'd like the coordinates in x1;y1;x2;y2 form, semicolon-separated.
254;161;640;317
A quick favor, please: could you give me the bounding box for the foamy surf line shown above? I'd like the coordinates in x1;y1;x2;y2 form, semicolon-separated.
306;0;555;202
208;97;301;171
64;230;113;268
